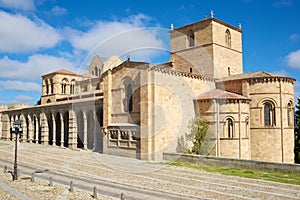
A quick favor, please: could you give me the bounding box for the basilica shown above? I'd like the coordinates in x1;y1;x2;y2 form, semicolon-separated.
0;15;296;163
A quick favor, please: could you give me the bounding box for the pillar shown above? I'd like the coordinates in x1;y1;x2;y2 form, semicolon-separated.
52;114;56;146
1;114;10;141
83;112;87;150
60;113;64;147
34;116;39;143
41;113;49;145
28;116;34;143
68;110;77;149
20;115;27;143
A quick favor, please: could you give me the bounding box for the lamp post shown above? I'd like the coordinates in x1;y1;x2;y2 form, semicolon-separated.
11;120;22;181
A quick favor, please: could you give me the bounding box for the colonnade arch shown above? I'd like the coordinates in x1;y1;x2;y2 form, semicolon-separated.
1;103;103;152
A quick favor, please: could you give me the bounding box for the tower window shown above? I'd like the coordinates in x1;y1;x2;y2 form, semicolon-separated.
94;67;98;76
225;29;231;48
45;80;49;95
188;31;195;47
50;79;53;94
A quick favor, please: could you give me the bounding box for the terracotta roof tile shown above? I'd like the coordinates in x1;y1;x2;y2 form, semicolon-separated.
217;71;293;82
54;69;79;76
195;89;249;100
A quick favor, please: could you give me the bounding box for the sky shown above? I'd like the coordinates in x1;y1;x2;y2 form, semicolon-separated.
0;0;299;106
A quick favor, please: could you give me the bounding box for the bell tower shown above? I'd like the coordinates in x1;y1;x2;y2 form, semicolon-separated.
169;12;243;78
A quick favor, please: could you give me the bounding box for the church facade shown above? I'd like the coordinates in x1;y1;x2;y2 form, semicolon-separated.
0;16;296;163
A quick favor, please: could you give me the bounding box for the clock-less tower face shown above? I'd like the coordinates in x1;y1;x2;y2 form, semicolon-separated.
169;18;243;79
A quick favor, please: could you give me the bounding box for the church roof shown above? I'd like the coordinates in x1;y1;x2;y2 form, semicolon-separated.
217;71;295;82
54;69;79;76
195;89;249;100
171;17;243;33
42;69;80;77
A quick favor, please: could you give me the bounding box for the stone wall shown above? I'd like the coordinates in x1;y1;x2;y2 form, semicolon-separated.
163;153;300;173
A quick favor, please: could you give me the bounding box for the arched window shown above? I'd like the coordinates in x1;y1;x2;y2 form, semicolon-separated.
50;79;54;94
225;29;231;48
45;80;49;95
94;67;98;76
287;101;293;126
226;118;234;138
127;83;133;112
61;79;67;94
70;80;75;95
188;31;195;47
264;102;274;126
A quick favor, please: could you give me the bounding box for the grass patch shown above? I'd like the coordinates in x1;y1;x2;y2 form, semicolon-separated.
167;161;300;185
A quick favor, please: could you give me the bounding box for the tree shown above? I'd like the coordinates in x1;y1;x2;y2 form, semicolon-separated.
295;98;300;163
186;113;212;155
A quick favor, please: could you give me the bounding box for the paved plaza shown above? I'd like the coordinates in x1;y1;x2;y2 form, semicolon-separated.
0;141;300;199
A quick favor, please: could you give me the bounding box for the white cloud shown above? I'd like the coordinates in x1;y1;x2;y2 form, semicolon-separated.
0;11;61;53
285;49;300;69
0;54;77;80
0;0;35;10
67;14;166;62
51;6;68;16
0;80;40;92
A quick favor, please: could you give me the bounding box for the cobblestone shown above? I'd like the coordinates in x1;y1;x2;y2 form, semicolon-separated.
0;140;300;199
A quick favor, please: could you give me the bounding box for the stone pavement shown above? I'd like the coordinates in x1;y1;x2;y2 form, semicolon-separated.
1;140;300;199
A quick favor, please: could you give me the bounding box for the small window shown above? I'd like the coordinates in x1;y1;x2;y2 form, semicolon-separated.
287;102;293;126
226;118;234;138
61;79;67;94
127;83;133;112
188;31;195;47
45;80;49;95
50;79;54;94
70;81;75;95
190;68;193;73
264;102;275;126
225;29;231;48
94;67;98;76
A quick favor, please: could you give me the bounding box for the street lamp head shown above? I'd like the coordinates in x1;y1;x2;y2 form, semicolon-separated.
12;120;23;134
13;120;21;127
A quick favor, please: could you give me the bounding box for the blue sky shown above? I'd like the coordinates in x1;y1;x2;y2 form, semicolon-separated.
0;0;299;106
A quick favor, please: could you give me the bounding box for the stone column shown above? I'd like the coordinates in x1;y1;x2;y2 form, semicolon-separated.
52;114;56;146
20;115;27;143
35;117;39;143
41;113;49;145
1;114;10;141
83;112;87;150
93;111;97;151
28;116;33;143
68;110;77;149
60;113;64;147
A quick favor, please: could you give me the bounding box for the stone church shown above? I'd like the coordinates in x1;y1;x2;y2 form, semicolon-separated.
0;15;296;163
